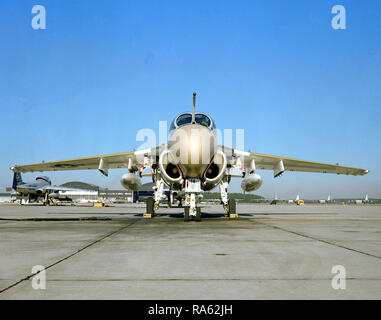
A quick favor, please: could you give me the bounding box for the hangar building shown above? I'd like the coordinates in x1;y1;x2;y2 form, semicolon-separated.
59;181;134;203
58;181;155;203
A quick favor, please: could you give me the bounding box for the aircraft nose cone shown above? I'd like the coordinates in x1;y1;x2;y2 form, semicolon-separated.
168;124;216;178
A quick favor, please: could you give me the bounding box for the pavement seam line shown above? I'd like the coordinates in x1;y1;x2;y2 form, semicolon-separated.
20;277;381;281
0;219;140;295
250;219;381;260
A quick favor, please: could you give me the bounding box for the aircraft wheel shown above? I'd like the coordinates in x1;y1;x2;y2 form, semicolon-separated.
195;207;201;221
228;199;237;218
146;197;155;217
184;207;190;221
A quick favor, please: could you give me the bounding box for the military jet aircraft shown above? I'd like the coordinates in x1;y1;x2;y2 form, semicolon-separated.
10;172;83;205
10;93;368;220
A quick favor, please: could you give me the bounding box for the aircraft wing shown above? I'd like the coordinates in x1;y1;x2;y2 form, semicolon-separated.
221;146;369;177
10;146;163;175
44;186;92;192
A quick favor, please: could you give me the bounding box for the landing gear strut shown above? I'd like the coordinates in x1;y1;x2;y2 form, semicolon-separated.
144;177;165;219
43;192;49;206
153;178;164;211
220;179;238;219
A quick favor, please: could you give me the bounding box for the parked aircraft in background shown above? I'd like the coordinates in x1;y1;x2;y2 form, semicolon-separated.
355;194;369;205
9;172;83;205
319;194;332;204
270;193;278;205
289;194;299;203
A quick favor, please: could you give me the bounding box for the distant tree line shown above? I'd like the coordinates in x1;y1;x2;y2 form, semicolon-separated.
201;192;265;203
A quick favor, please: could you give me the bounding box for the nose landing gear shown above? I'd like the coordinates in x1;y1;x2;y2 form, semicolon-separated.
184;206;201;222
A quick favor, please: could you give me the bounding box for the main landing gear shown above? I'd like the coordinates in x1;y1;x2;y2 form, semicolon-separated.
43;192;50;206
144;177;165;219
220;180;238;219
227;198;237;218
144;178;238;221
144;197;155;218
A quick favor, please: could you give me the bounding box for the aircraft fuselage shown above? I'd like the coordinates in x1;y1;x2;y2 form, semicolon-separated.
15;181;50;195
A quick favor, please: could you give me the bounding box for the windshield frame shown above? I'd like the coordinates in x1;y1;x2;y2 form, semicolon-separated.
170;112;215;131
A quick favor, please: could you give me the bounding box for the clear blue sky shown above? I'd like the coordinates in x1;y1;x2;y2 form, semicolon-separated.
1;0;380;199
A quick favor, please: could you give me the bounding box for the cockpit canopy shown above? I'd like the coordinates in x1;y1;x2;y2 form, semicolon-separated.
36;176;51;184
169;112;216;131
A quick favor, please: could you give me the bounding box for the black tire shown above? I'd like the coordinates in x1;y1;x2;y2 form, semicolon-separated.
146;197;155;215
228;199;236;215
184;207;190;221
195;207;201;221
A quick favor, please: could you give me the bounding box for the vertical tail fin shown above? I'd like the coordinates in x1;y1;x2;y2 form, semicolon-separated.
12;172;23;189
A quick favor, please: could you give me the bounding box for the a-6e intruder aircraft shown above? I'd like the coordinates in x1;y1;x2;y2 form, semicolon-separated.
11;93;368;220
9;172;83;205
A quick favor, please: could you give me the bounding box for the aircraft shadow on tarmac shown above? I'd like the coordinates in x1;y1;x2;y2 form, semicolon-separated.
47;211;335;218
47;211;253;218
133;212;254;218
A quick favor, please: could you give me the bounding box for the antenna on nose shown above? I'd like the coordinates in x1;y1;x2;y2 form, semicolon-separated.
192;92;196;123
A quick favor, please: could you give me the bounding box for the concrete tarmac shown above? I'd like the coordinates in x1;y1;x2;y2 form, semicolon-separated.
0;202;380;299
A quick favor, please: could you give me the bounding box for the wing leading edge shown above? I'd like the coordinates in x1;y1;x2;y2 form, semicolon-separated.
10;147;163;175
222;146;369;177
